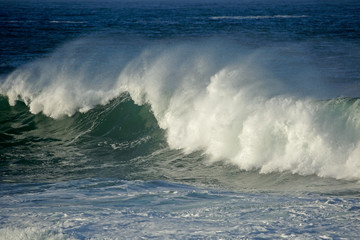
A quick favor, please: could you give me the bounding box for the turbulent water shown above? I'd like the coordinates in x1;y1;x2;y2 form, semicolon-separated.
1;0;360;239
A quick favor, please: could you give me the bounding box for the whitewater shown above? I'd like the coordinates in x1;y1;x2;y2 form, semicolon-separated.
1;0;360;239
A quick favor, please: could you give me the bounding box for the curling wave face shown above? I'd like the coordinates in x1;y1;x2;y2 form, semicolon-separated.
1;38;360;181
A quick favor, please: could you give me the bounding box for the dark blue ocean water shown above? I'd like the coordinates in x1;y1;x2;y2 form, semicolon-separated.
1;0;360;239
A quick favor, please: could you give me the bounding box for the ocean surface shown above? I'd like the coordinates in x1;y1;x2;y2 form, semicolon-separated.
1;0;360;239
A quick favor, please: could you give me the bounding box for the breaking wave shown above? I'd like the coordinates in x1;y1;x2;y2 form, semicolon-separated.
1;37;360;181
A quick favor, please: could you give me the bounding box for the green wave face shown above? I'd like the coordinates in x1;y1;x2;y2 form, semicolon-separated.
1;94;360;194
0;94;167;182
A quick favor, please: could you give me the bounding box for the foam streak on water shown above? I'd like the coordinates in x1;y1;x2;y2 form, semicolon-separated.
1;179;360;240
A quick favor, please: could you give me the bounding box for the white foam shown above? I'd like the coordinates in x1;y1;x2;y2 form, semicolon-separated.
0;227;72;240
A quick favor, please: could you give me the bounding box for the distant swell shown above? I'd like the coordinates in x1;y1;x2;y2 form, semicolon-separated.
210;15;308;20
1;37;360;181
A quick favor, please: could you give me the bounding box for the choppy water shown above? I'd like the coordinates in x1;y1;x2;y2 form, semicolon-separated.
1;0;360;239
